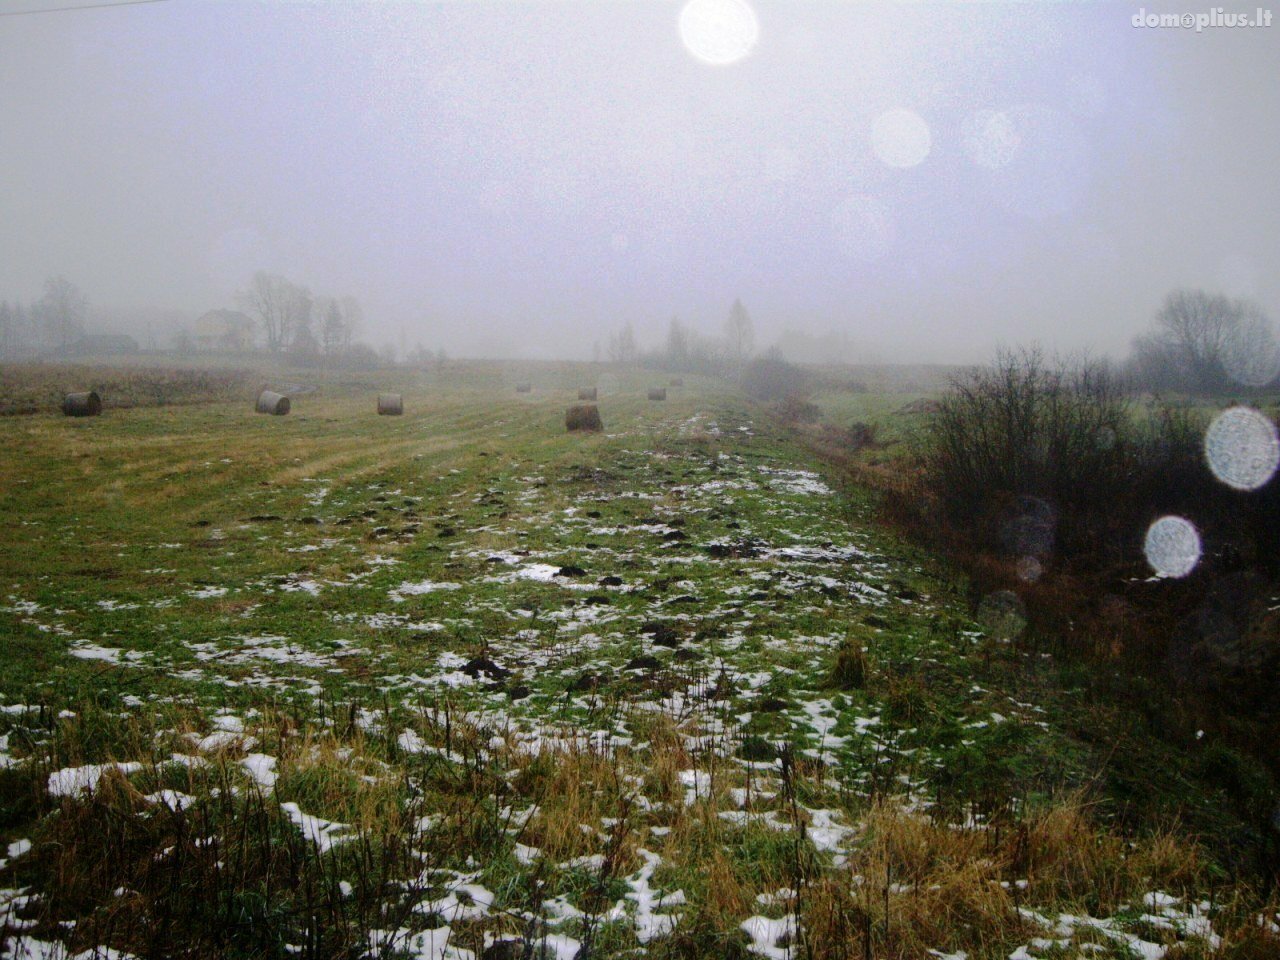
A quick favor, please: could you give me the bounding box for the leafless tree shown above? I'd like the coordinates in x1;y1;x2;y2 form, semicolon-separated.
35;276;87;352
338;295;363;349
0;302;14;359
1220;299;1280;387
285;283;314;352
237;271;293;353
607;321;639;364
724;298;755;367
1131;288;1279;392
319;299;346;356
664;316;690;367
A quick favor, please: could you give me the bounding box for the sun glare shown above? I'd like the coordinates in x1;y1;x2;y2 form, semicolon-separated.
679;0;759;66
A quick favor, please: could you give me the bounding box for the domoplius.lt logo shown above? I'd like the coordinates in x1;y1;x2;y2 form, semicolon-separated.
1133;7;1274;29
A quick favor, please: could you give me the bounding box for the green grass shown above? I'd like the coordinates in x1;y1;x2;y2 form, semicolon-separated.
0;360;1273;959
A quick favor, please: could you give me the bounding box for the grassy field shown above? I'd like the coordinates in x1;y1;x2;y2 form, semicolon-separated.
0;362;1274;959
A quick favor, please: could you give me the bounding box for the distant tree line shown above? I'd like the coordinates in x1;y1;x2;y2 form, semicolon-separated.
229;271;453;370
0;276;88;359
598;298;757;373
597;298;815;407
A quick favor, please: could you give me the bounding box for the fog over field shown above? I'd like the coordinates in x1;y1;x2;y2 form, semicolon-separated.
1;0;1277;360
5;5;1280;958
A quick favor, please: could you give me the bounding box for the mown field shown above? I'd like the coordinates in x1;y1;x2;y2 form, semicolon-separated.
0;362;1274;959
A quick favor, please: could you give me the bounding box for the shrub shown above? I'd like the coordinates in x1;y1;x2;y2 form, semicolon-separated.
824;639;871;690
772;395;821;424
741;351;808;403
846;421;879;450
907;347;1280;844
922;348;1129;547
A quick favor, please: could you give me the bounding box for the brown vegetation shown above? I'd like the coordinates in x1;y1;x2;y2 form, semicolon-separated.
566;403;603;432
0;364;255;415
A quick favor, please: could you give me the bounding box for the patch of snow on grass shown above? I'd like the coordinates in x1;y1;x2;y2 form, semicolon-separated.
280;802;353;853
390;580;462;602
741;914;797;959
47;762;144;797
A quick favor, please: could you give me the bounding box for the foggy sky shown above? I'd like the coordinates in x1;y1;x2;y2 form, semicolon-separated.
1;1;1277;362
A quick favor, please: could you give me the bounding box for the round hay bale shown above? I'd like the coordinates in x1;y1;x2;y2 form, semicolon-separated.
377;393;403;416
515;382;533;394
61;391;102;417
566;403;603;433
670;377;684;387
647;388;667;401
578;387;598;401
255;390;291;415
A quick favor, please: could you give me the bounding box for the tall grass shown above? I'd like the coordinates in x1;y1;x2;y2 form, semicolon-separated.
0;363;256;415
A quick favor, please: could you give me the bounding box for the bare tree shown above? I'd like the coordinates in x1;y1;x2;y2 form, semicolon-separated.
338;295;363;350
285;283;314;353
36;276;87;353
291;310;319;356
724;298;755;367
1156;289;1234;391
1132;288;1278;392
664;316;690;368
0;302;13;359
238;271;292;352
607;321;638;364
1220;299;1280;387
320;299;346;356
11;302;33;357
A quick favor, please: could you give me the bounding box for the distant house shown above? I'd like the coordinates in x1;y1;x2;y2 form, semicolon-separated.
194;309;255;352
64;333;139;356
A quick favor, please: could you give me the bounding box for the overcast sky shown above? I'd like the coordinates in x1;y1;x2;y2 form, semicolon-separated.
1;0;1277;361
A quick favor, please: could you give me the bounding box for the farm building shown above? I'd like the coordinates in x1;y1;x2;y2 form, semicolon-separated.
193;309;255;352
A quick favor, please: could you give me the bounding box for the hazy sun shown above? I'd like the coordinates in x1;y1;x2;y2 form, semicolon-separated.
679;0;759;66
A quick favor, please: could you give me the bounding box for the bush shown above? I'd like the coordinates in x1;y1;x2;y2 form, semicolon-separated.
846;421;879;450
772;395;821;424
919;347;1280;574
920;348;1131;561
741;351;808;403
327;343;384;370
906;347;1280;832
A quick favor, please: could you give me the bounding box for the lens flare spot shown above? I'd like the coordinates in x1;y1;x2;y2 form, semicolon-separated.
977;590;1027;643
974;104;1092;219
679;0;759;66
961;109;1021;169
1221;313;1280;387
870;109;932;169
1144;516;1201;579
1204;407;1280;491
1016;556;1043;583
